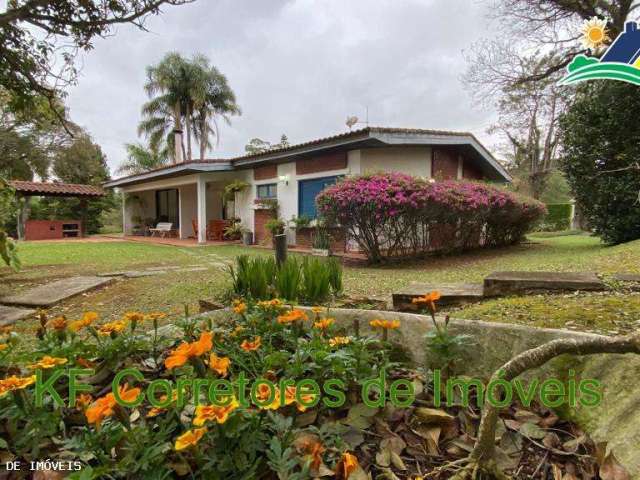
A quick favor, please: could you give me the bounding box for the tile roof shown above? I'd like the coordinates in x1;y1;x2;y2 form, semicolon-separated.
10;180;105;197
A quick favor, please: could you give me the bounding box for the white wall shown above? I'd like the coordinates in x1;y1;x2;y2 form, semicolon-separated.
123;189;155;234
359;146;431;177
179;184;197;239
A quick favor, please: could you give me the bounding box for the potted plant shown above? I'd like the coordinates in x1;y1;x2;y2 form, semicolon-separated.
223;221;246;241
288;214;311;230
265;218;286;237
311;223;331;256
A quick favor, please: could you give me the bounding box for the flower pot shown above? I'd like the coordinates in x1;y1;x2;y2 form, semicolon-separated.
242;231;254;245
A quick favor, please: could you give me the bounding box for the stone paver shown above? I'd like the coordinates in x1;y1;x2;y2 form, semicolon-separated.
484;271;605;297
0;276;114;307
613;273;640;282
0;305;36;326
392;283;484;311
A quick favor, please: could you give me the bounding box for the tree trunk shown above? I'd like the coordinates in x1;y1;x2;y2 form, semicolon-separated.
185;104;192;162
468;333;640;465
199;112;207;161
173;103;183;164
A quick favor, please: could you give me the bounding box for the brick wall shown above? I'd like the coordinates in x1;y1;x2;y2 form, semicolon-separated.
296;152;347;175
24;220;82;240
253;209;272;245
253;164;278;180
295;227;346;253
431;147;459;180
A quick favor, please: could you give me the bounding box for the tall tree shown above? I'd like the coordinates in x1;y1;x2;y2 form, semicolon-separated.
118;143;169;175
139;53;240;163
0;0;193;128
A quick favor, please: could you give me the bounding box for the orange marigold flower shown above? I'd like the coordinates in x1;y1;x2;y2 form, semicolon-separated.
123;311;145;322
82;311;99;323
174;427;207;451
76;357;96;369
28;355;68;370
47;316;67;330
339;452;360;479
369;319;400;330
193;398;239;426
240;336;261;352
68;311;98;332
76;393;93;410
97;320;127;335
328;336;351;347
209;353;230;376
0;326;13;335
85;384;141;428
146;391;178;417
301;438;325;471
277;309;308;324
145;312;166;321
0;344;8;352
232;301;247;314
311;306;324;314
313;318;334;330
411;291;441;312
257;298;284;309
164;331;213;369
0;375;36;397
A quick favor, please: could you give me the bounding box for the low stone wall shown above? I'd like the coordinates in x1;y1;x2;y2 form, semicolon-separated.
202;307;640;477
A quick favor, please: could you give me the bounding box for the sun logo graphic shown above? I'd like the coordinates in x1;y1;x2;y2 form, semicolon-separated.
560;18;640;86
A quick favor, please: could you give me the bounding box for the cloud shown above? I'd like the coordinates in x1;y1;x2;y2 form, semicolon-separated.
65;0;496;176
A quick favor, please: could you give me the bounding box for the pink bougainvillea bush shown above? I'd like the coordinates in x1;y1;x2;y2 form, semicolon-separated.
316;173;546;263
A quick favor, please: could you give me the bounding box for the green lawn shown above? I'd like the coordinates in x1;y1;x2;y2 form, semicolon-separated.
2;234;639;336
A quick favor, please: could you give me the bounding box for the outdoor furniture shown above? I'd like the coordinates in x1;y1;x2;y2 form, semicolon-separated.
192;219;212;240
148;222;177;238
208;219;231;241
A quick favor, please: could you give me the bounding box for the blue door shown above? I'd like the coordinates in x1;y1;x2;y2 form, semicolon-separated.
298;176;339;218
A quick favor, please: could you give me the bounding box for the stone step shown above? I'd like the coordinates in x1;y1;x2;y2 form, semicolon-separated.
0;276;114;307
0;305;36;326
483;271;605;297
392;283;484;311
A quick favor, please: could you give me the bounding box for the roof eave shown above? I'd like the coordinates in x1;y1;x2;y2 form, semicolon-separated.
103;163;234;188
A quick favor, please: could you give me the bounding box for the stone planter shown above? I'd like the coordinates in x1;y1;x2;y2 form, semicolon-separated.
242;231;253;245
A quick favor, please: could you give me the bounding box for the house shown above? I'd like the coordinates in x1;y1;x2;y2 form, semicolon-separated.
104;127;511;249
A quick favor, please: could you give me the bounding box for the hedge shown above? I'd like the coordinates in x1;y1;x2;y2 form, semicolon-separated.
540;203;573;231
316;173;547;263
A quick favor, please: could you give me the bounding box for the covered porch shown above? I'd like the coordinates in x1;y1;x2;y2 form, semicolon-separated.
120;171;252;244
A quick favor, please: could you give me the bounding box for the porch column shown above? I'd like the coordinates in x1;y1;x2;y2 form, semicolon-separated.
121;191;126;236
197;176;207;244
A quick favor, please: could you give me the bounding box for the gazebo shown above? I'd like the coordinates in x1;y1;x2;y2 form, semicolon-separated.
10;180;105;240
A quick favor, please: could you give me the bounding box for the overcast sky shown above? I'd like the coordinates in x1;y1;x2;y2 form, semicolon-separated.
64;0;498;176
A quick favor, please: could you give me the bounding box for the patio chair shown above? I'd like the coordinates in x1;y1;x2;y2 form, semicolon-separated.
148;222;177;238
192;219;212;240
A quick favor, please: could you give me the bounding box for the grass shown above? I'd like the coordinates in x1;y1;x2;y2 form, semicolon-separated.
2;234;640;336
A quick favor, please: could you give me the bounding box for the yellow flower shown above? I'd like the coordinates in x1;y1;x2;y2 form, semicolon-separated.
328;336;351;347
313;318;334;330
47;316;67;330
339;452;360;479
240;336;261;352
68;312;97;333
209;353;231;376
0;375;36;397
174;427;207;451
277;309;308;324
232;300;247;314
311;306;324;314
257;299;284;309
97;320;127;336
76;393;93;410
411;291;441;313
145;312;166;321
369;319;400;330
164;331;213;369
0;344;8;352
28;355;68;370
123;311;145;322
193;398;239;426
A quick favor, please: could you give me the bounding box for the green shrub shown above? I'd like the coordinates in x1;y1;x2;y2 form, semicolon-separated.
539;203;573;231
227;255;276;300
327;257;343;296
300;257;331;304
275;257;301;301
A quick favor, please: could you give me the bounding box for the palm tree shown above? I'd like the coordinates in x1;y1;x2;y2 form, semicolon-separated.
140;52;190;163
118;143;169;175
191;60;241;160
138;53;240;164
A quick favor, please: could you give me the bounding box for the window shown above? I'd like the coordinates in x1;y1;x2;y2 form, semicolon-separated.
155;189;179;226
298;176;340;219
257;183;277;199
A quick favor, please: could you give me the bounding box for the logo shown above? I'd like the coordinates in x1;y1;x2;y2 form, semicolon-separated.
560;19;640;86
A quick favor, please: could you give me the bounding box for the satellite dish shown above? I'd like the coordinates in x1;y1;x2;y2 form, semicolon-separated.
346;116;359;129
